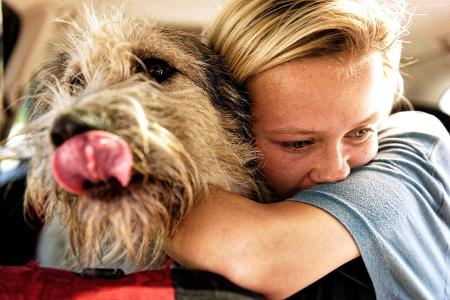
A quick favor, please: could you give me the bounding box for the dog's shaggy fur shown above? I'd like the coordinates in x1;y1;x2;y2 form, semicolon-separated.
19;5;264;272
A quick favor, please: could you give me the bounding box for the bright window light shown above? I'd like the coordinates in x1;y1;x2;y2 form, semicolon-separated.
0;123;25;173
439;87;450;116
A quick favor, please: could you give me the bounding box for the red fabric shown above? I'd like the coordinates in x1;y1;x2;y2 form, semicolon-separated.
0;261;175;300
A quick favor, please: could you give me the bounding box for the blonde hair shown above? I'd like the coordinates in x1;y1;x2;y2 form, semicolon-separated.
208;0;410;108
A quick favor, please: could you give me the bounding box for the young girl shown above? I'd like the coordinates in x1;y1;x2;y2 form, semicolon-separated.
168;1;450;299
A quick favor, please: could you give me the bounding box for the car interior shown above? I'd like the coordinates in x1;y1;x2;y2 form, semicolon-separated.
1;0;449;298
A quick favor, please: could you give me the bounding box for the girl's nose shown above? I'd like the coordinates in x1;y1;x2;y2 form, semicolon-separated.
309;145;350;184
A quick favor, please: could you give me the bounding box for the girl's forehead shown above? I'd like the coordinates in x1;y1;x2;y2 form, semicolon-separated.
249;52;392;131
248;52;385;98
249;51;385;87
301;52;385;80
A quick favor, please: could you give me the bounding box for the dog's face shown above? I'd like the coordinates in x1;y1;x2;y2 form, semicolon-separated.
23;6;258;270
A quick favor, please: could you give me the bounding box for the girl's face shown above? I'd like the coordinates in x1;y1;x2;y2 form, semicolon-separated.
248;53;394;199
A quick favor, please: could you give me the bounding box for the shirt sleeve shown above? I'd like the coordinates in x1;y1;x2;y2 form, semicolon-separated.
289;111;450;299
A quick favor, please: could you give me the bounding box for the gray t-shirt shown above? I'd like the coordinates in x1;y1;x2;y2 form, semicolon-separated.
290;111;450;299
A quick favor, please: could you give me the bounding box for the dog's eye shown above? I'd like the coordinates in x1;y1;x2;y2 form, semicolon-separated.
135;58;177;83
69;75;84;87
67;73;86;93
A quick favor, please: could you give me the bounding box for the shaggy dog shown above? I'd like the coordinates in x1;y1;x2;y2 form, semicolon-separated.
18;5;264;273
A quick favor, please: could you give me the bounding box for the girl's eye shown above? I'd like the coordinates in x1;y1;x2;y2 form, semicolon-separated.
281;140;313;151
348;128;374;140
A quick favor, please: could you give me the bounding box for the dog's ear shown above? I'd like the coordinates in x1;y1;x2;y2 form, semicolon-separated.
200;49;253;142
207;58;253;141
168;30;254;142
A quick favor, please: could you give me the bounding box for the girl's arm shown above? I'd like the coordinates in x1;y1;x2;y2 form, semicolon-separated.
167;188;359;299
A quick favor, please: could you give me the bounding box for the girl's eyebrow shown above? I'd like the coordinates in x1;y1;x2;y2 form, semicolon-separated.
355;112;380;126
267;128;318;135
266;112;380;135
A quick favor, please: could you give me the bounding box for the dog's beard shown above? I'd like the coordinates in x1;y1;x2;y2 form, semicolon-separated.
48;165;200;270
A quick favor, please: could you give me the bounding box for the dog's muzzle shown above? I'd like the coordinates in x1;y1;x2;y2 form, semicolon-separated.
50;112;133;195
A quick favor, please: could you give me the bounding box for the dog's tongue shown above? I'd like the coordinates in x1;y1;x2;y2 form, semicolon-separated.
52;130;132;195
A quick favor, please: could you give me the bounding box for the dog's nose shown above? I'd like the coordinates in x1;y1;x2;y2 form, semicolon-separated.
50;111;109;147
